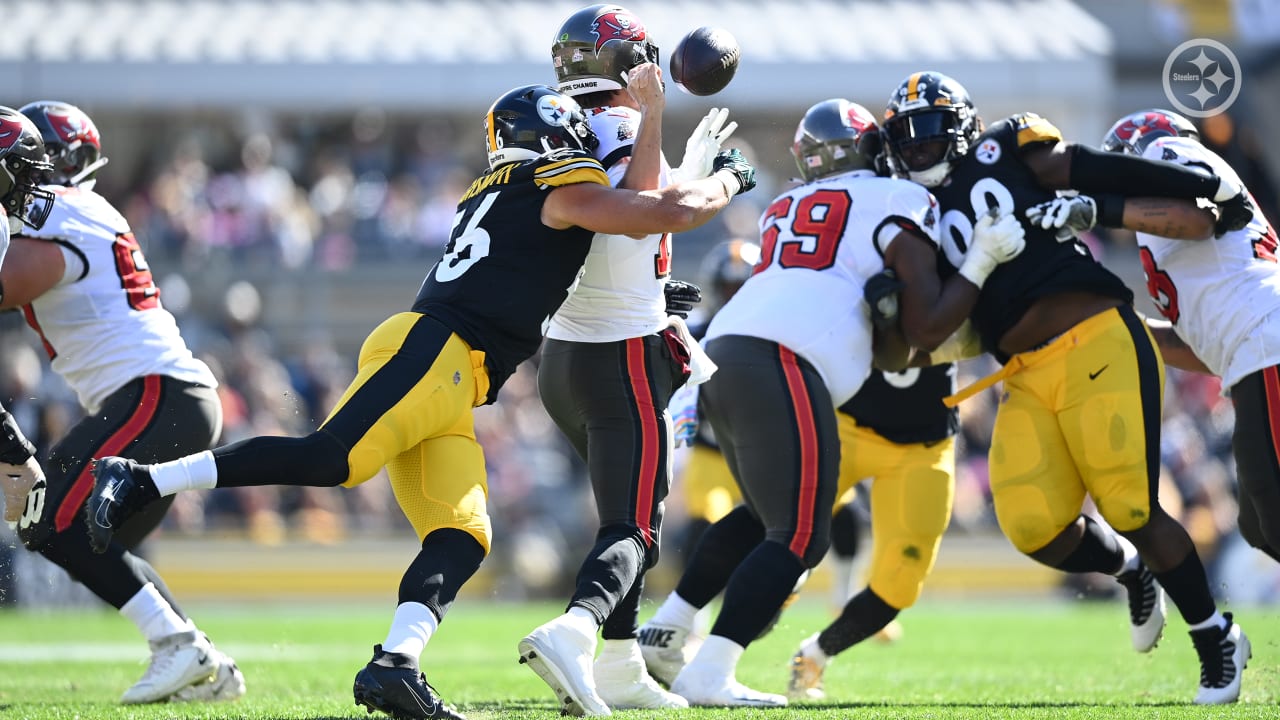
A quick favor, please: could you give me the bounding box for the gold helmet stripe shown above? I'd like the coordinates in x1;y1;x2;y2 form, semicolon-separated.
906;72;923;101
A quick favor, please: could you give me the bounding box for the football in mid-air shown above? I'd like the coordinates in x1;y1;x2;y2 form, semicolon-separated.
669;26;740;96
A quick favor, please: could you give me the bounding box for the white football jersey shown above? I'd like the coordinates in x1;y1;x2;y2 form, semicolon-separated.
1137;136;1280;388
19;186;217;413
545;105;671;342
707;171;940;405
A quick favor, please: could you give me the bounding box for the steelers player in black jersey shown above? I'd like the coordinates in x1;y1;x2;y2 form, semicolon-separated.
83;84;756;720
880;71;1250;704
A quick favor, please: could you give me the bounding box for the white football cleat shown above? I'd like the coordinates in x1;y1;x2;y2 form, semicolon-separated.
519;621;611;716
1116;561;1166;653
170;648;245;703
594;641;688;709
637;621;698;687
121;629;217;704
1192;613;1251;705
671;662;787;708
788;633;826;701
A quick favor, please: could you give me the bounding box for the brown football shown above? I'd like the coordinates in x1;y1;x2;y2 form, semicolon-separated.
669;27;740;97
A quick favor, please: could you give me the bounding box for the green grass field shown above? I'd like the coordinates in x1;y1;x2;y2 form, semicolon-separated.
1;599;1276;719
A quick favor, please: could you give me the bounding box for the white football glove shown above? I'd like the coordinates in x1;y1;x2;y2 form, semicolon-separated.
2;456;45;526
1026;195;1097;241
958;210;1026;288
670;108;738;183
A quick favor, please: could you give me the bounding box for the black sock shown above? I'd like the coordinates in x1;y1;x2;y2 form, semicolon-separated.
710;540;806;647
1152;549;1217;625
568;524;646;626
399;529;486;621
212;431;349;488
602;574;644;640
830;503;861;559
675;506;764;607
818;588;899;656
1050;516;1125;574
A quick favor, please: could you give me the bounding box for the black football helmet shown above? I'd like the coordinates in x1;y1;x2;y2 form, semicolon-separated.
19;101;106;187
1101;109;1199;156
792;99;883;182
882;71;980;187
551;4;660;97
485;85;600;169
0;106;55;233
699;238;760;310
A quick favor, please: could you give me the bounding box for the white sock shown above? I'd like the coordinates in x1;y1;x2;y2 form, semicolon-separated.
800;631;828;663
831;557;855;607
1189;610;1227;632
119;583;193;642
596;637;640;663
690;634;744;675
1114;534;1140;575
564;606;601;637
382;601;439;660
150;451;218;496
649;592;700;629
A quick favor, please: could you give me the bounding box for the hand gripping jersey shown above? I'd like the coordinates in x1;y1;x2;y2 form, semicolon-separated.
1136;136;1280;388
412;150;610;402
707;171;941;406
545;106;672;342
18;186;216;413
931;114;1132;360
840;364;958;444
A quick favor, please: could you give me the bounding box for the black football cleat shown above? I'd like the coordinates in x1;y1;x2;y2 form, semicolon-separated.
353;645;466;720
84;456;158;553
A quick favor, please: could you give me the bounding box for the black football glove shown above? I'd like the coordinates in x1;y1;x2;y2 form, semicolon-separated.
1214;191;1254;237
664;280;703;318
0;408;35;465
864;268;904;331
712;148;757;196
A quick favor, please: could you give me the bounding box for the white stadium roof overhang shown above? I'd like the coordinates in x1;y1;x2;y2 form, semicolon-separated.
4;0;1113;133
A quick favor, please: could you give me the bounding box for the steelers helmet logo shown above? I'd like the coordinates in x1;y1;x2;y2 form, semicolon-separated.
537;95;572;128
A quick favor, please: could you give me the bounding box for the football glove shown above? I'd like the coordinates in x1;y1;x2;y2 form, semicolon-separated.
2;456;44;526
664;280;703;319
1025;195;1097;241
864;268;904;330
670;108;738;184
958;210;1026;288
0;408;35;466
712;148;757;197
668;382;700;448
1214;191;1254;237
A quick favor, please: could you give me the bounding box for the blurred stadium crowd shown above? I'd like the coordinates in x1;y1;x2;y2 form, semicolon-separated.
2;103;1278;607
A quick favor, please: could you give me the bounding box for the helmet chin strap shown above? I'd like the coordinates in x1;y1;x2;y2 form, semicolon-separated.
908;162;952;188
68;157;109;187
7;215;21;235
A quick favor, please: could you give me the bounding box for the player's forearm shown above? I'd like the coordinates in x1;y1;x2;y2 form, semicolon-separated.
1121;198;1214;240
617;112;663;192
1067;143;1221;200
1146;318;1213;374
871;322;912;373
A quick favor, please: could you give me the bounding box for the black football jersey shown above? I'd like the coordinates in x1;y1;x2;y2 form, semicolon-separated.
413;151;609;403
839;364;958;444
932;114;1132;361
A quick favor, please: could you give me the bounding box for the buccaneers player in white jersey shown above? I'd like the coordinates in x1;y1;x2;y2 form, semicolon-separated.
640;98;1026;706
520;5;740;715
3;101;241;704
